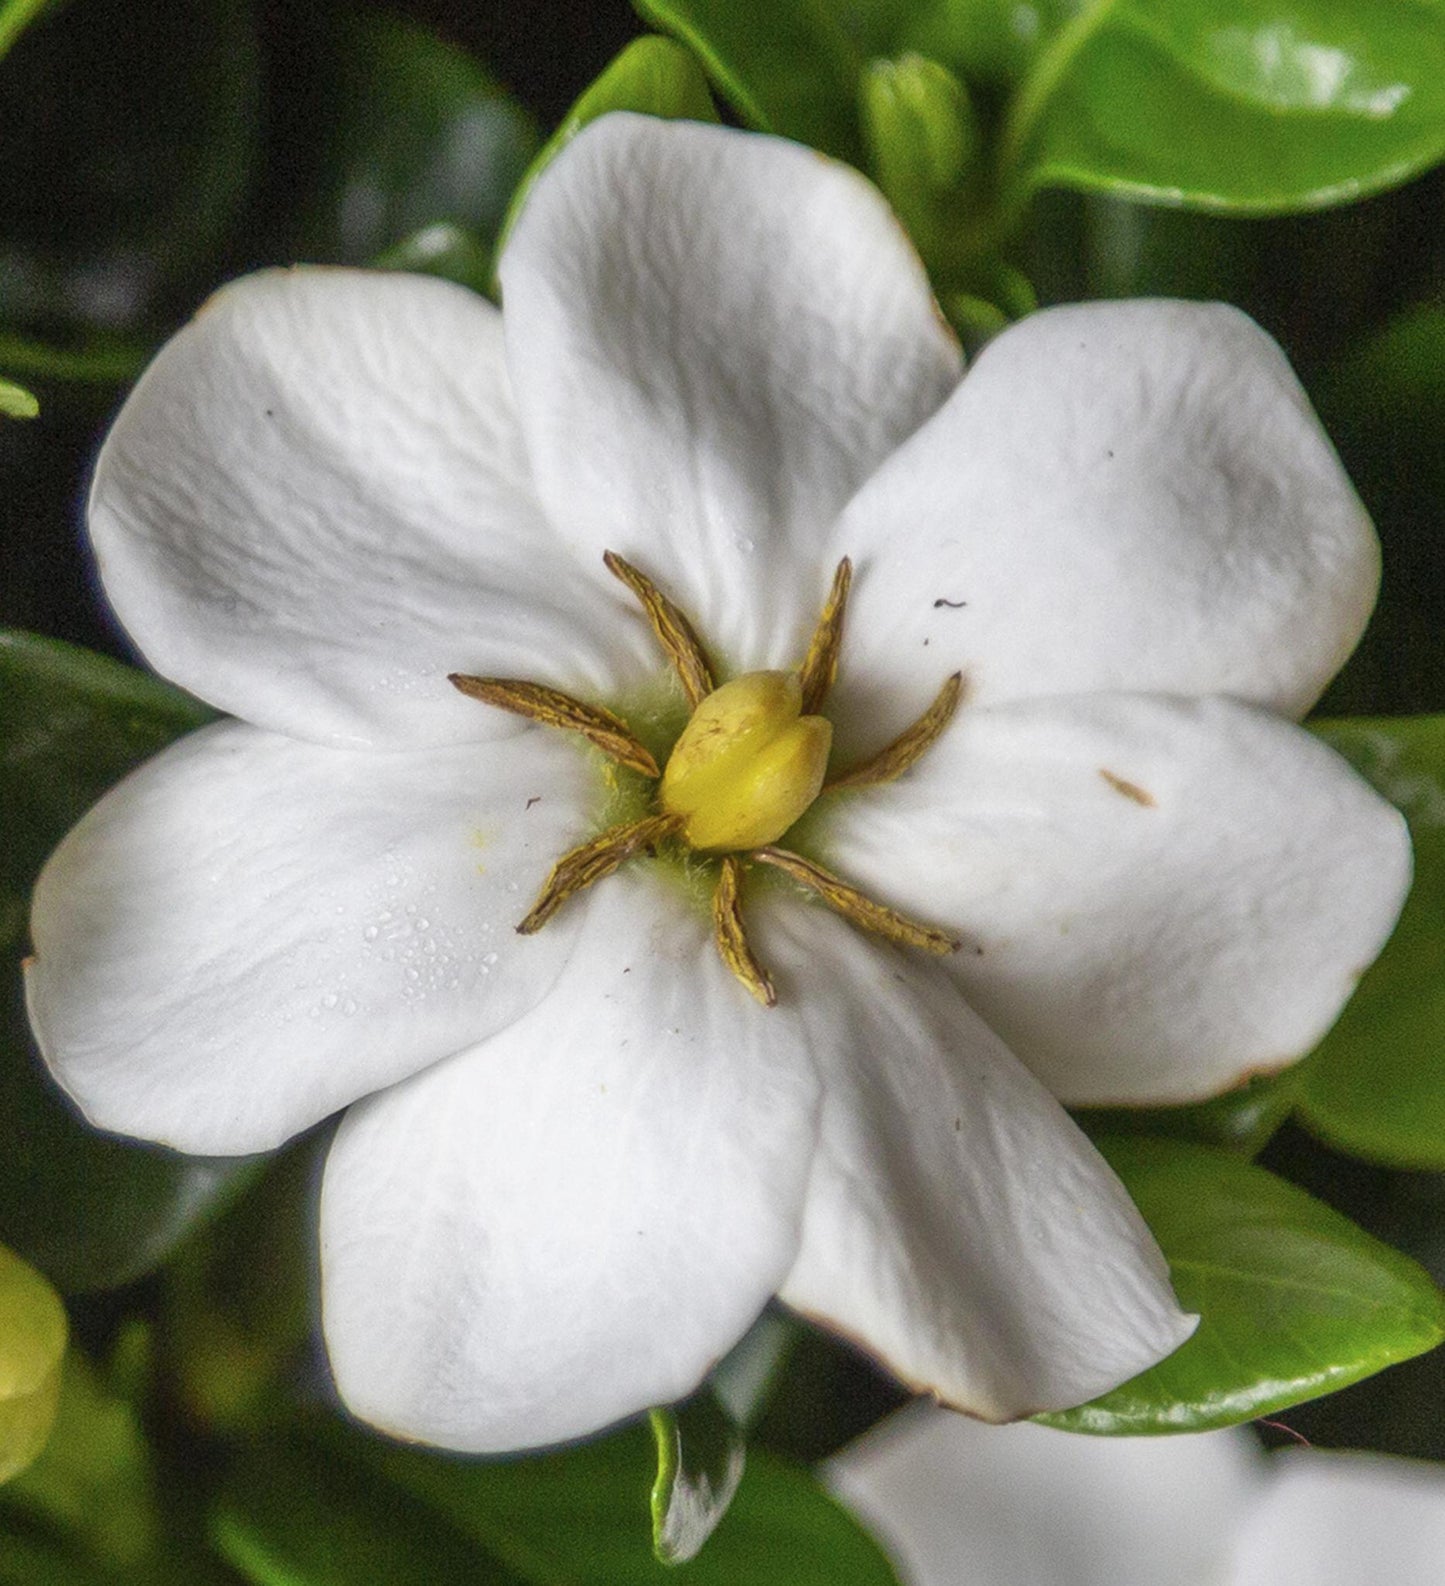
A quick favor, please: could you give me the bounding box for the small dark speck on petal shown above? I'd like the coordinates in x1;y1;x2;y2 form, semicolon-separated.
264;408;274;418
933;597;967;609
1106;449;1115;459
525;795;541;809
1099;769;1156;807
923;638;930;647
953;1117;962;1132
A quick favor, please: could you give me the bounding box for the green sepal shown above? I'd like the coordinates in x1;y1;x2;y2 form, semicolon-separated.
495;37;719;275
1038;1136;1445;1434
0;377;38;419
0;633;251;1293
0;1243;65;1485
372;223;495;298
649;1393;746;1565
1296;716;1445;1168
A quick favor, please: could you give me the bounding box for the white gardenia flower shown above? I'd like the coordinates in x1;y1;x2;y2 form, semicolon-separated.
25;113;1409;1454
827;1404;1445;1586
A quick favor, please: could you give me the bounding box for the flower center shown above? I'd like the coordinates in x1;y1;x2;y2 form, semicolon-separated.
449;553;963;1005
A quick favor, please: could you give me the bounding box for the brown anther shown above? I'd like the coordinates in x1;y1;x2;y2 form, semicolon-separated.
518;813;681;934
711;855;776;1006
449;675;660;778
603;551;715;707
751;847;958;955
825;672;965;792
798;557;852;716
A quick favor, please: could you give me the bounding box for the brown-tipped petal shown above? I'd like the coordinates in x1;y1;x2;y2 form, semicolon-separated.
827;672;964;792
712;856;776;1007
798;557;853;716
517;814;680;934
751;848;958;956
603;551;714;707
449;675;660;778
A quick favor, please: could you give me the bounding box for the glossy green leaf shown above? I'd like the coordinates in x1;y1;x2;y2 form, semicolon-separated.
1038;1136;1445;1434
0;0;48;65
0;377;36;419
267;10;537;276
0;331;150;388
0;633;250;1292
999;0;1445;216
497;36;718;267
1295;717;1445;1168
364;1417;899;1584
0;0;259;333
372;223;495;297
632;0;875;159
0;1243;65;1484
1076;1069;1300;1159
650;1393;745;1564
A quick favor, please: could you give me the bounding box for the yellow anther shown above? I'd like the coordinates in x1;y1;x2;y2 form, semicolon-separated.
660;671;832;852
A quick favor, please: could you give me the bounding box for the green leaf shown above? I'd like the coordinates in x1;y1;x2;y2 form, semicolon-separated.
0;0;50;66
0;332;149;389
0;0;259;333
633;0;873;159
1038;1136;1445;1433
1296;717;1445;1168
497;36;718;266
266;10;537;277
0;633;250;1292
0;377;37;419
649;1393;745;1564
0;1243;65;1484
373;223;495;297
999;0;1445;216
1;1346;157;1566
364;1417;899;1584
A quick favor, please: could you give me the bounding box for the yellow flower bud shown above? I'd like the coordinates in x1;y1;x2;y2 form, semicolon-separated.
660;671;832;851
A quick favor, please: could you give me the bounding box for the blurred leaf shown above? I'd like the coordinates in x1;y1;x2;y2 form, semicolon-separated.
649;1392;745;1564
497;36;718;266
0;332;149;388
0;1243;65;1484
0;0;49;65
633;0;875;159
267;9;537;277
0;377;36;418
364;1415;899;1583
0;0;259;333
2;1347;155;1565
214;1432;520;1586
373;223;495;297
1077;1069;1300;1159
1312;306;1445;716
998;0;1445;216
0;633;252;1292
1038;1137;1445;1433
162;1144;316;1434
1296;717;1445;1167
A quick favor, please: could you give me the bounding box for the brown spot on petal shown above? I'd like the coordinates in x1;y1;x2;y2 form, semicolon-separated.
1099;769;1156;807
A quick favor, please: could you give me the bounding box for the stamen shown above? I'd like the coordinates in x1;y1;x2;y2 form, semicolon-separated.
751;847;958;955
798;557;853;715
518;814;681;934
825;672;965;792
603;551;715;707
449;675;660;778
712;856;777;1006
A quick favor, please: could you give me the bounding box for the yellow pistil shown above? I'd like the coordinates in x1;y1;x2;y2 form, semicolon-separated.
451;552;962;1002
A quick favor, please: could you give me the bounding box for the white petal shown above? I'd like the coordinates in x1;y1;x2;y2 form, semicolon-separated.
90;268;654;748
819;693;1411;1105
830;299;1377;751
499;114;962;674
26;720;595;1153
319;873;821;1454
827;1407;1260;1586
1233;1451;1445;1586
756;908;1195;1418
